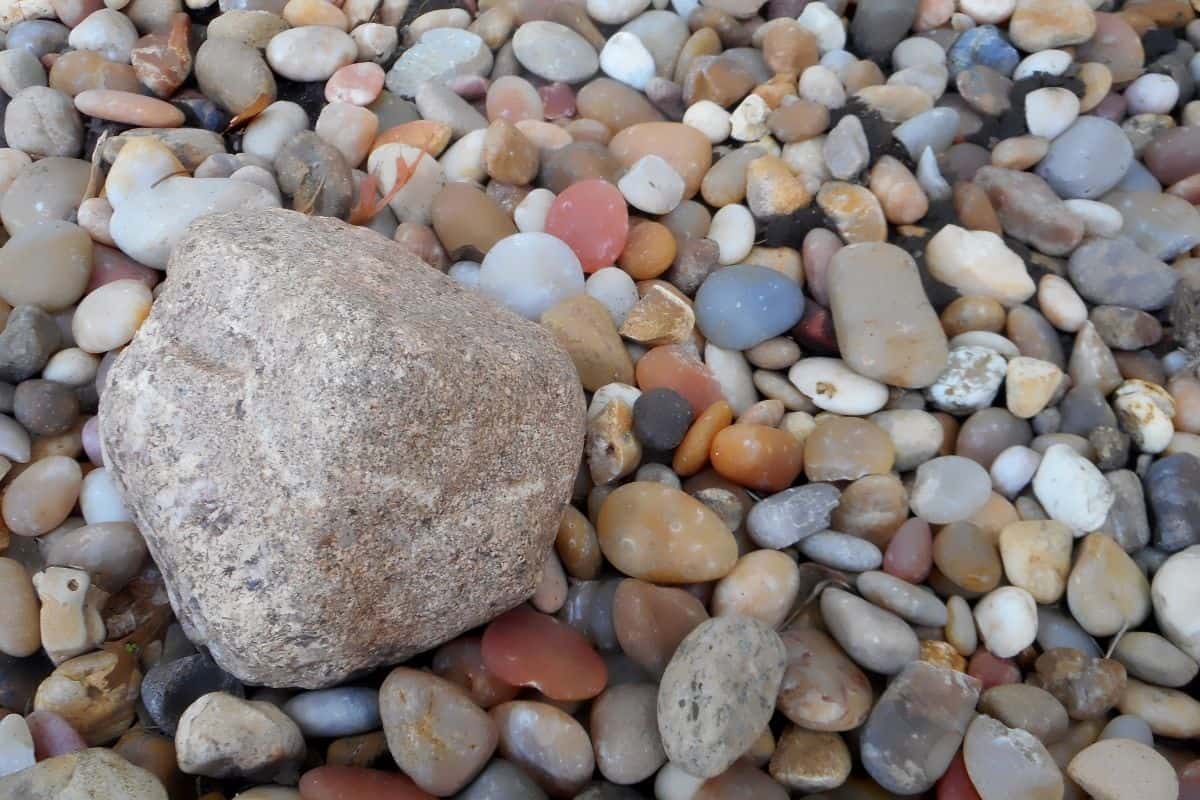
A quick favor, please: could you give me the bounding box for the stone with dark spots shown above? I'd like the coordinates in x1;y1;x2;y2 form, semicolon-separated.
100;209;585;688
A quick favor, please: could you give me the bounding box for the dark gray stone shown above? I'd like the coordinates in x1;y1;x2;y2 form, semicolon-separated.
1146;453;1200;552
141;652;244;736
0;306;60;383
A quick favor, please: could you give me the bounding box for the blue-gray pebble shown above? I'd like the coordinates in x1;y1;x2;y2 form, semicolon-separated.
947;25;1019;77
1145;452;1200;553
1036;117;1133;199
282;686;381;738
1066;236;1179;311
1105;190;1200;259
694;265;804;350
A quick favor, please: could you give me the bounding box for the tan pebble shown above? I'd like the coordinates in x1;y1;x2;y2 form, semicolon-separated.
868;155;928;225
0;557;40;657
712;549;799;628
920;639;967;672
556;505;601;580
816;181;887;243
619;284;695;346
854;84;934;122
618;221;675;280
1077;62;1113;112
315;103;377;168
282;0;348;28
1038;273;1088;333
746;154;811;217
991;135;1049;170
485;119;539;185
74;89;184;127
1006;356;1064;419
998;520;1072;604
767;98;829;142
739;398;785;427
941;296;1007;337
953;181;1003;234
34;647;140;745
586;396;641;485
768;727;851;793
541;295;634;392
762;20;818;76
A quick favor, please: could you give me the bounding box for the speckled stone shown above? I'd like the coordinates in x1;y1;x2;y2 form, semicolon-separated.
100;210;584;689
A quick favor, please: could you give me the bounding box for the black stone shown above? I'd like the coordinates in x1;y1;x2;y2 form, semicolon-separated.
0;652;54;714
632;388;693;451
1146;452;1200;553
140;652;244;736
760;205;828;249
1142;28;1179;63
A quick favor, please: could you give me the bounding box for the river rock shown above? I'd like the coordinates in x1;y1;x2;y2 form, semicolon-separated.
1105;190;1200;261
745;482;839;549
1110;631;1199;688
860;661;980;794
820;587;919;675
1067;739;1179;800
973;166;1083;256
656;616;786;779
1035;117;1132;199
385;28;492;98
141;653;243;737
1067;237;1178;312
963;714;1064;800
1067;533;1151;637
0;747;167;800
827;242;948;388
1152;545;1200;661
1032;444;1114;531
979;683;1069;743
777;625;873;732
512;21;599;84
99;210;584;688
1145;453;1200;552
175;692;305;783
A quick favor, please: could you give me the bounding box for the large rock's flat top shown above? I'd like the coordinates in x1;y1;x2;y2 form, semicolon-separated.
100;209;585;688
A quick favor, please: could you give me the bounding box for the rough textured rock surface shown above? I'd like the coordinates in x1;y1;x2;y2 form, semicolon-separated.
99;209;585;689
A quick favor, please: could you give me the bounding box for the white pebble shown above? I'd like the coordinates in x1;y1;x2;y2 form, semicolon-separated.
958;0;1015;24
787;357;889;415
42;347;99;387
1125;73;1180;115
1152;547;1200;662
704;343;756;416
448;261;480;289
797;2;845;52
910;455;993;524
1014;49;1072;81
819;49;857;80
478;232;585;320
974;586;1038;658
80;467;131;524
990;445;1041;498
439;128;487;184
1025;87;1080;140
599;31;655;90
799;65;846;109
1032;443;1115;532
0;714;35;778
730;94;770;142
67;9;138;63
707;204;755;265
948;331;1021;359
586;267;639;327
892;37;946;70
514;187;555;233
682;100;732;144
1062;198;1123;238
587;0;650;24
72;279;153;354
617;154;685;215
1113;380;1176;454
243;102;310;163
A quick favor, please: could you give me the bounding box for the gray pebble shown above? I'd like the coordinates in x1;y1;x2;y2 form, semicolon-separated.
282;687;381;738
0;49;45;97
456;759;549;800
800;530;882;572
1098;714;1154;745
1036;606;1101;658
0;306;61;383
820;587;919;675
3;87;82;159
1036;117;1133;199
1110;631;1199;688
1067;236;1179;311
856;570;948;627
1102;470;1151;553
746;483;840;549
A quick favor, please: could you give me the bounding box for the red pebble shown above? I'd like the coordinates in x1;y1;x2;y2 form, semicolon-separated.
936;750;982;800
431;635;519;709
883;518;933;583
967;650;1021;690
635;344;725;417
88;244;160;293
791;302;839;354
26;711;87;760
539;82;576;119
480;606;608;701
299;766;435;800
544;179;629;273
324;62;385;106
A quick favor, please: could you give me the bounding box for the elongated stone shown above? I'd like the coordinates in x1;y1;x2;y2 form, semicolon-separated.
820;587;919;675
827;242;948;389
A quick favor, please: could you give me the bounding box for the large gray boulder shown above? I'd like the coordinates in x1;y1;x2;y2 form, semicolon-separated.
100;209;585;688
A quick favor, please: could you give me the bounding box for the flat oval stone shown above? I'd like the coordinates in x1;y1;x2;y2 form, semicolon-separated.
512;21;599;84
481;606;607;701
856;571;948;627
746;482;839;549
709;423;804;493
657;616;786;779
860;661;980;795
543;179;628;273
74;89;184;127
0;558;39;658
612;578;708;678
491;701;593;796
1;156;90;234
798;530;883;572
589;682;665;784
1036;117;1133;199
0;219;92;312
973;166;1083;256
1106;190;1200;261
385;28;491;98
827;242;948;388
777;625;873;732
1118;678;1200;738
1067;532;1150;637
265;27;355;82
299;766;434;800
379;667;497;796
283;688;380;738
1110;631;1199;688
1068;739;1179;800
1067;237;1178;311
820;587;919;675
596;481;737;583
1152;546;1200;662
963;714;1064;800
694;265;804;350
979;683;1069;744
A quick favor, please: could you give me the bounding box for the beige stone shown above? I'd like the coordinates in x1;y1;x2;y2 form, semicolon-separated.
175;692;305;783
33;566;106;665
0;748;166;800
34;649;141;745
100;210;584;688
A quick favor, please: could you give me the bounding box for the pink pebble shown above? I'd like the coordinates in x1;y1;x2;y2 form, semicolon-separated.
966;651;1021;690
539;82;576;119
883;518;933;583
486;75;544;123
88;244;160;293
26;711;87;760
82;416;104;466
324;62;386;107
446;74;489;101
544;179;629;273
1092;92;1127;123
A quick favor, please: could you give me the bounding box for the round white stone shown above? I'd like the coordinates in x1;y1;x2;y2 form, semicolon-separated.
1025;87;1080;140
1014;49;1072;81
266;27;357;83
514;187;556;233
797;2;845;52
1031;444;1115;532
909;455;993;524
707;204;755;265
892;37;946;70
586;267;639;327
682;100;732;143
599;31;655;90
788;357;889;415
42;347;99;387
1125;73;1180;115
990;445;1041;498
617;154;685;215
1152;546;1200;661
958;0;1015;24
80;467;131;524
974;586;1038;658
478;232;585;320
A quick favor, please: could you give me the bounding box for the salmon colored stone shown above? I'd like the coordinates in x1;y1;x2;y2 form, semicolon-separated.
372;121;453;158
967;651;1022;690
431;636;519;709
936;750;982;800
612;578;709;677
883;518;933;583
543;179;629;273
636;344;725;416
710;423;804;493
596;481;737;583
73;90;185;127
609;122;713;199
487;75;545;123
325;63;386;106
673;400;734;477
481;606;607;701
556;505;602;580
299;766;435;800
88;245;159;293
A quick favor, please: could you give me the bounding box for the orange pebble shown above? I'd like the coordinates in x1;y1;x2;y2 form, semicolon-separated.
710;423;804;493
673;400;733;477
618;220;677;280
635;344;725;416
372;120;453;157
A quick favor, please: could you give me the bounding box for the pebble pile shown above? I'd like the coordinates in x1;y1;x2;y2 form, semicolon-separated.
0;0;1199;796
